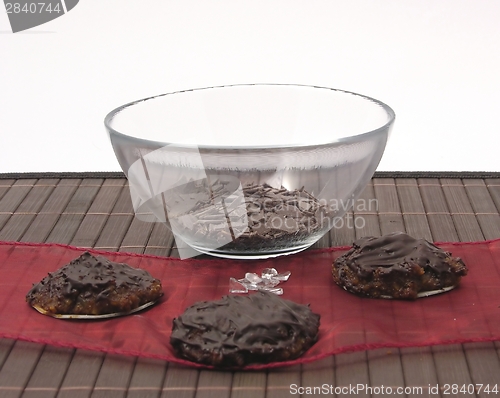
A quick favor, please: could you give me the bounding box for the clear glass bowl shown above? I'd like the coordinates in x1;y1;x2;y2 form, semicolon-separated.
105;84;395;259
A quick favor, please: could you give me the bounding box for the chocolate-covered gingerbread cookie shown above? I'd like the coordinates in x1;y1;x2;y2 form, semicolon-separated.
332;232;468;299
170;291;320;367
27;252;163;317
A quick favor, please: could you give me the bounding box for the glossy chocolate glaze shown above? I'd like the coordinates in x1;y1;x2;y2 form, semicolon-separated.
345;232;465;277
28;252;158;297
171;291;320;356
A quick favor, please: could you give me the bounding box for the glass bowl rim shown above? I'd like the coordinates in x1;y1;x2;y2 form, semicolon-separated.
104;83;396;150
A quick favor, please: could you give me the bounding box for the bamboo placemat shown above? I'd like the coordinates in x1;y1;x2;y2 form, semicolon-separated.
0;172;499;398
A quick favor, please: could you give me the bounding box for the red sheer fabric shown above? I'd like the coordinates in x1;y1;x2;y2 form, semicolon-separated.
1;239;499;369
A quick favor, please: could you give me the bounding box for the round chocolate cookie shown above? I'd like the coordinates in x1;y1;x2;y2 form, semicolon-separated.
170;291;320;367
26;252;163;316
332;232;468;299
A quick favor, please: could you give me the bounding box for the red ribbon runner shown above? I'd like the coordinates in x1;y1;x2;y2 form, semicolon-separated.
1;239;499;369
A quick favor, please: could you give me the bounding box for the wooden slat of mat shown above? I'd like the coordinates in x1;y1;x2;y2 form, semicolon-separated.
485;179;500;211
440;178;484;242
417;178;459;242
57;350;105;398
0;180;16;202
45;179;104;244
0;338;15;371
368;179;407;393
0;179;37;232
0;341;16;398
93;184;134;251
0;180;52;398
482;180;500;364
58;180;136;397
460;179;500;398
160;363;198;398
352;180;379;239
91;355;136;398
462;342;500;398
70;179;126;248
419;179;480;397
116;276;167;396
0;179;36;211
93;214;134;251
61;181;135;398
0;341;43;398
324;182;373;398
395;178;433;240
463;179;500;240
93;180;169;397
144;222;174;257
119;217;154;254
20;179;81;243
0;180;15;242
334;353;370;398
0;180;80;396
329;183;374;398
21;346;74;398
168;240;182;259
394;179;439;398
0;179;58;242
372;178;405;234
438;179;488;238
304;182;359;395
266;365;301;398
21;179;114;398
16;180;123;396
229;371;267;398
400;347;440;398
329;209;356;246
127;358;167;398
301;357;335;396
432;344;477;398
192;370;233;398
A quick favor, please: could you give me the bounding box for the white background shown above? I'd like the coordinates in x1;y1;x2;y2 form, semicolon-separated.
1;0;499;173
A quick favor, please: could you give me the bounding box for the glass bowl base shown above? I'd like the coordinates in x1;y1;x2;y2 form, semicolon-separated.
189;242;314;260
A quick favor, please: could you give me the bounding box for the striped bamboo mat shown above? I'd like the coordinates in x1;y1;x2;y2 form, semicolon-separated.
0;172;499;398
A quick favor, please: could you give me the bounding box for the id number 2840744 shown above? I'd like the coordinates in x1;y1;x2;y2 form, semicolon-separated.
5;2;62;14
442;384;498;395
